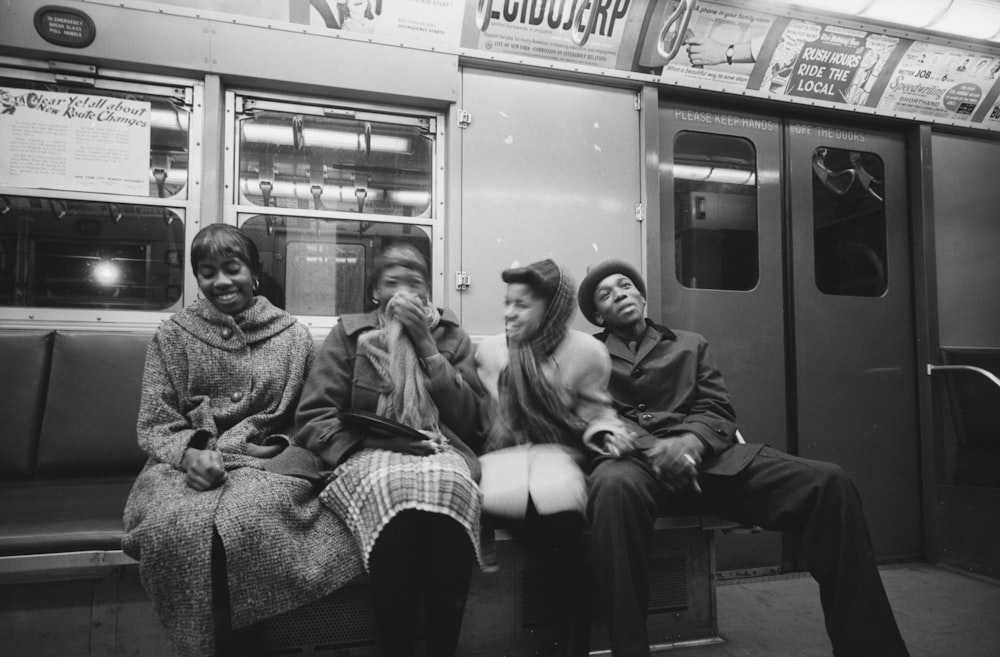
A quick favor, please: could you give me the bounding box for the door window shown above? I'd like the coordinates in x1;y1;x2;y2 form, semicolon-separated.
811;147;887;297
673;131;759;291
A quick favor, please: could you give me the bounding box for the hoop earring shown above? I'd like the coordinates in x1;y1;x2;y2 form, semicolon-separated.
253;278;260;293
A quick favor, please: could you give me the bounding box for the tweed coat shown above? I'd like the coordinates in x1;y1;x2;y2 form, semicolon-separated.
123;297;363;657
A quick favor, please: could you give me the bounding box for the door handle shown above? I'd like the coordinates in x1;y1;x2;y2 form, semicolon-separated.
927;364;1000;391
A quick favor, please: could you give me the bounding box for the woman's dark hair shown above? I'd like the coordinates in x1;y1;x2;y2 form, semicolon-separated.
190;224;262;276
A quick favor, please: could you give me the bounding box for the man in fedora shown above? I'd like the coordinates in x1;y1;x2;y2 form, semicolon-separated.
577;259;909;657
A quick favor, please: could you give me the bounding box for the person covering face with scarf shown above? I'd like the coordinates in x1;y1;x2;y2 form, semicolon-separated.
295;244;486;657
475;258;634;657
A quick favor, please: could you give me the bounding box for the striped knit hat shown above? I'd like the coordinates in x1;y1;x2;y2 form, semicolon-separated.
501;259;576;359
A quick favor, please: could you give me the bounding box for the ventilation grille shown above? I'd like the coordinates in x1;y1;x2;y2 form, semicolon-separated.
648;555;689;612
258;582;377;651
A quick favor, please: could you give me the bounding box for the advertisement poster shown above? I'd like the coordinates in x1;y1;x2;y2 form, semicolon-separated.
0;88;151;196
751;20;903;107
876;41;1000;122
639;0;776;89
306;0;466;45
461;0;636;69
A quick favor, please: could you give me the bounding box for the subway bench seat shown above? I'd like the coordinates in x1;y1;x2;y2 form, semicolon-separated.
0;329;727;656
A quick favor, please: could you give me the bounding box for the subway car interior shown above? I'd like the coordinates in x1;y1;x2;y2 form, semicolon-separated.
1;0;999;655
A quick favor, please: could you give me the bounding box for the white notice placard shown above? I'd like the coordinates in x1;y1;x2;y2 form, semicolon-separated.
0;88;151;196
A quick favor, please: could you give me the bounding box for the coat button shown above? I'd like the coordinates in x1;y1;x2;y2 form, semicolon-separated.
631;369;642;379
220;327;233;339
637;403;647;412
230;391;243;402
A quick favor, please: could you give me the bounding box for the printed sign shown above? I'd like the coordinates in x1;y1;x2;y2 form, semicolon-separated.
752;20;903;108
461;0;635;69
876;41;1000;122
307;0;466;44
0;88;151;195
34;5;96;48
641;0;777;90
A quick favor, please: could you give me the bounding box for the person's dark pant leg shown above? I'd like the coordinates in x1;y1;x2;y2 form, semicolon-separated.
587;456;661;657
700;446;909;657
369;510;425;657
527;507;591;657
420;512;474;657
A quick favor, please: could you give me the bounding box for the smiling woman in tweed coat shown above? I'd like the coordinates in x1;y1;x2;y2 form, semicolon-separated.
123;225;363;657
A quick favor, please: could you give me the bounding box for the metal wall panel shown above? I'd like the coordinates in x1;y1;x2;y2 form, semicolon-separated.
931;133;1000;348
458;69;643;336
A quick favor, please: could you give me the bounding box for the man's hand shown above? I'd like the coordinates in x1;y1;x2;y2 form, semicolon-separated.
685;37;727;66
386;292;438;358
182;447;227;491
644;433;704;493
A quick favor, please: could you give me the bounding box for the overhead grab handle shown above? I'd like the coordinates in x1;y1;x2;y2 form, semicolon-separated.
656;0;698;63
927;364;1000;392
572;0;599;47
476;0;493;32
354;174;371;213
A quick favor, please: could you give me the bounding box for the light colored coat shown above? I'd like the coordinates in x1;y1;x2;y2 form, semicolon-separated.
475;329;625;454
123;297;363;657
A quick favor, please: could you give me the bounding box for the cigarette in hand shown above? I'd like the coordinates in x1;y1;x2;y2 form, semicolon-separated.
683;453;702;494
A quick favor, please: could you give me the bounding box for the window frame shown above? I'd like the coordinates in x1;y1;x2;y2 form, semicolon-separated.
223;90;446;332
0;57;202;329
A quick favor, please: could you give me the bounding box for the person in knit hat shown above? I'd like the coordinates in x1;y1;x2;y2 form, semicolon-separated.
475;258;634;657
577;258;910;657
295;243;487;657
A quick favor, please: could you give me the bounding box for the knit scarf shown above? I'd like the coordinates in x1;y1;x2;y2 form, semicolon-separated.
488;265;588;451
357;302;442;433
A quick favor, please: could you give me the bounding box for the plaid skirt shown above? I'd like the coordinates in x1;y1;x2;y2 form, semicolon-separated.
320;445;489;571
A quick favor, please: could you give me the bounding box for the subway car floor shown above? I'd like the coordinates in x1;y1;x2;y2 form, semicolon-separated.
647;563;1000;657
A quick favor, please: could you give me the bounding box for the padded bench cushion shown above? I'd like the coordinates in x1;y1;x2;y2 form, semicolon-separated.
35;331;151;477
0;478;134;556
0;331;52;478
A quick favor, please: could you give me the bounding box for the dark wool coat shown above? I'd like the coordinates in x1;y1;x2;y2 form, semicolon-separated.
123;297;363;657
594;319;764;475
294;308;485;470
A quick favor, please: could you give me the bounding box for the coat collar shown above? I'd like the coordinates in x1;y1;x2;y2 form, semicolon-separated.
339;307;461;337
172;297;296;350
595;318;677;363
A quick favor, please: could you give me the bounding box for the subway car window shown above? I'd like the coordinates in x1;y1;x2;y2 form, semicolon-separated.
239;215;431;316
0;74;196;316
812;147;887;297
673;131;759;291
237;107;433;217
0;196;185;310
230;95;440;319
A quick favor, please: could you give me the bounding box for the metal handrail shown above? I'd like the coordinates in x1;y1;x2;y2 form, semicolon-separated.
926;364;1000;392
